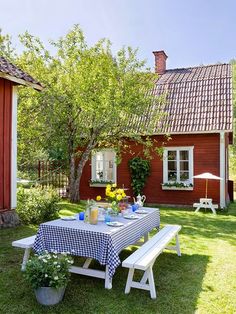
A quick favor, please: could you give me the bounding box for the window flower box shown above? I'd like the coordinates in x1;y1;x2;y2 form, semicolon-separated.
89;180;114;187
161;183;193;191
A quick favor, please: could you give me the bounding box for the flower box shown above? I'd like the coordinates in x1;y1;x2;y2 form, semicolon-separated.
161;186;193;191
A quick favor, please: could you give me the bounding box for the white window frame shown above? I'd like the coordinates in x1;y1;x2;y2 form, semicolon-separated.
91;149;117;183
163;146;194;185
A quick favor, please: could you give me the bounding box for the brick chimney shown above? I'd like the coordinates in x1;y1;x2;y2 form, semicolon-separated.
153;50;168;75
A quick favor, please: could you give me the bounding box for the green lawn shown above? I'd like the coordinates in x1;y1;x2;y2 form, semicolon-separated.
0;203;236;314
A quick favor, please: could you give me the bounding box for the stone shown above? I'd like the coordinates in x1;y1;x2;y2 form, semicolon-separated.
0;210;20;228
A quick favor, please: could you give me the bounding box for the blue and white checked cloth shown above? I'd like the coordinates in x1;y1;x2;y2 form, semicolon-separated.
33;207;160;278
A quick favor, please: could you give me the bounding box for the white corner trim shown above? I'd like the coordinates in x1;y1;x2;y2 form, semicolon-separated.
11;86;18;209
220;131;226;208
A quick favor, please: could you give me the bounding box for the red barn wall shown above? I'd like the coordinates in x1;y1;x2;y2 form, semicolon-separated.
0;78;12;211
80;133;224;206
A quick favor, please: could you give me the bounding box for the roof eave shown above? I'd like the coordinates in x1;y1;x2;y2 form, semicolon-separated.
0;72;43;91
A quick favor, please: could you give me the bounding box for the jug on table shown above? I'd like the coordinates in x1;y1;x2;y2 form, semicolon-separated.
133;194;146;207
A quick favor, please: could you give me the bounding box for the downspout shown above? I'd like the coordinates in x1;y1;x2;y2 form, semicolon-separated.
220;131;226;208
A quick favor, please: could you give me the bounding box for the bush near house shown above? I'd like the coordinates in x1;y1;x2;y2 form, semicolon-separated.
16;186;60;224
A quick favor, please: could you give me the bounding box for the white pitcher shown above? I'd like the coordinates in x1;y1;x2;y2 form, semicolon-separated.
133;194;146;207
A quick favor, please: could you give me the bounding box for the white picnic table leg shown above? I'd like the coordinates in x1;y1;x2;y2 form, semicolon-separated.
21;248;31;271
125;268;134;294
105;265;112;289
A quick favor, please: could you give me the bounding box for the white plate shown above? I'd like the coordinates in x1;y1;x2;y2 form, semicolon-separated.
123;214;139;220
106;221;124;227
135;209;148;214
61;216;76;221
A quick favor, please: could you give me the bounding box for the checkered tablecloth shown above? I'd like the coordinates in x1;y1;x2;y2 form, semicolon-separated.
33;207;160;278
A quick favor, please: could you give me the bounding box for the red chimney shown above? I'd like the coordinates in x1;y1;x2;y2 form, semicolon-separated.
153;50;168;75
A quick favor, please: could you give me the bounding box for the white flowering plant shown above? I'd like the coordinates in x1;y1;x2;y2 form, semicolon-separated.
24;251;73;289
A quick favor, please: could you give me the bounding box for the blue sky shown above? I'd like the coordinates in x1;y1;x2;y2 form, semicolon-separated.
1;0;236;70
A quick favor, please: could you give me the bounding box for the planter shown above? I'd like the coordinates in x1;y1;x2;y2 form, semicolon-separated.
34;286;66;306
89;183;108;187
161;186;193;191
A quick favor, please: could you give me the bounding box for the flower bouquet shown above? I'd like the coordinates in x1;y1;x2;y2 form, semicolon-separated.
105;184;127;214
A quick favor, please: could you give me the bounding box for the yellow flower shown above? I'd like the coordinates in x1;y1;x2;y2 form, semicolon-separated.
122;192;126;198
96;195;101;201
106;184;111;190
117;188;123;194
116;194;122;201
112;183;117;188
109;192;115;199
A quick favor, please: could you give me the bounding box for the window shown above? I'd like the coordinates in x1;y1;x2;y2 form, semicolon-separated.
163;147;194;185
91;150;116;183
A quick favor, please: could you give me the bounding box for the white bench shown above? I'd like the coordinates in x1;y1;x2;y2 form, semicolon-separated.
193;198;218;214
12;235;36;271
122;225;181;299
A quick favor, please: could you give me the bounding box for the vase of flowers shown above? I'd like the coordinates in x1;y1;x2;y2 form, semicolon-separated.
24;251;73;306
105;184;126;215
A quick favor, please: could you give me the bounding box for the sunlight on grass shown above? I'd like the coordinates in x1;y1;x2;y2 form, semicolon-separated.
58;200;86;217
2;202;236;313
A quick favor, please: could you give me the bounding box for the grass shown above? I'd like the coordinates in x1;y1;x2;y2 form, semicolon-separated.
0;203;236;314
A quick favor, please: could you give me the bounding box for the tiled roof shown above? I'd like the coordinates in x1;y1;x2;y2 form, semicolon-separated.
152;63;232;133
0;56;42;90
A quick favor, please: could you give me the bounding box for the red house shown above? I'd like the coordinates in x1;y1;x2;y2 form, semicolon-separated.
0;56;42;227
78;51;233;208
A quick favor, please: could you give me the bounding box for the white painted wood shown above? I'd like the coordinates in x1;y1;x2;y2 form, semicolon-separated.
122;225;181;270
0;72;43;90
12;235;36;249
122;225;181;299
125;268;134;294
193;198;218;214
12;235;36;270
147;267;156;299
21;248;31;271
163;147;194;185
70;265;106;279
83;258;93;269
11;86;18;209
220;131;226;208
105;265;112;289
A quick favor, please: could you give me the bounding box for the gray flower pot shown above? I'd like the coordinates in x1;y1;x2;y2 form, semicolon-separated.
34;286;66;306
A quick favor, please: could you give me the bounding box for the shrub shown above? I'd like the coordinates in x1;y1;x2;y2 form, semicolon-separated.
16;186;60;224
128;157;150;196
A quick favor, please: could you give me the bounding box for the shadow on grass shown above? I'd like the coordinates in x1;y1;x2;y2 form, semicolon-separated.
65;250;209;314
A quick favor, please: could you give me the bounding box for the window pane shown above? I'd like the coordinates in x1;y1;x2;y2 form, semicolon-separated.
96;160;104;180
168;161;177;171
180;161;189;171
168;171;177;181
180;171;189;181
168;151;176;160
180;150;189;160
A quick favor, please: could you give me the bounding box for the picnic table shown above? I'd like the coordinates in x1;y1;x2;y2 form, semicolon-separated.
33;207;160;289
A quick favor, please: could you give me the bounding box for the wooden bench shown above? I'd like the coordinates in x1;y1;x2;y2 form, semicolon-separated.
12;235;36;271
122;225;181;299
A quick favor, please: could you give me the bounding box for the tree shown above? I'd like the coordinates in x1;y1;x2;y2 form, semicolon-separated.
16;25;164;202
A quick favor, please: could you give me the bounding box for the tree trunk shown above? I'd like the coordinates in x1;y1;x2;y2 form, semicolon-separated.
69;138;97;203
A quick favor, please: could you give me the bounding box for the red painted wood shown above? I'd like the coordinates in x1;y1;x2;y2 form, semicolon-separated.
79;133;228;206
0;78;12;211
0;79;4;210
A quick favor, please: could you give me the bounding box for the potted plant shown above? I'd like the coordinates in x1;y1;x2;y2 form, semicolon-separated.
24;251;73;306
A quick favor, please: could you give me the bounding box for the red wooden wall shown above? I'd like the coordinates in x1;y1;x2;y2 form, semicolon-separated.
0;78;12;211
79;133;228;206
